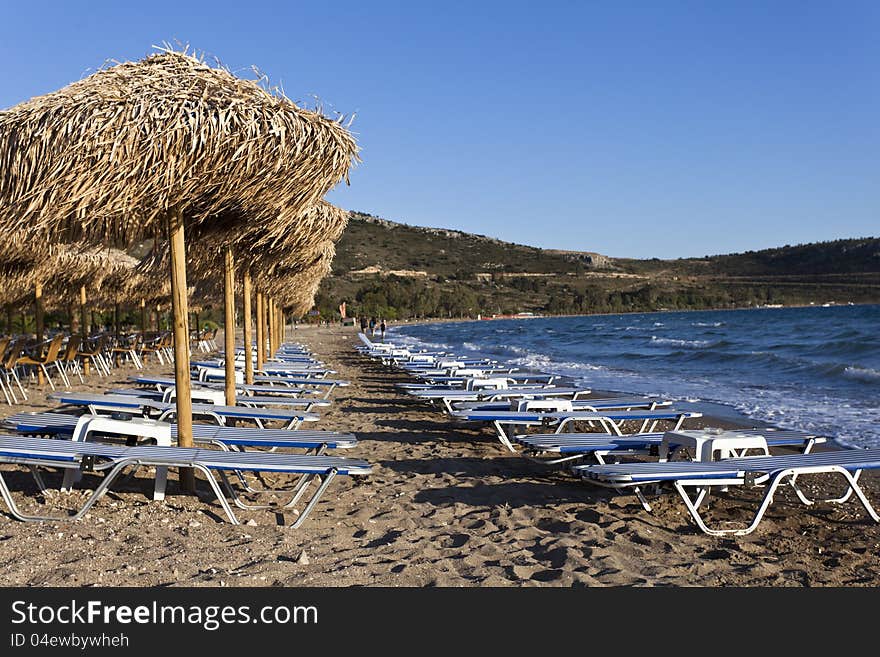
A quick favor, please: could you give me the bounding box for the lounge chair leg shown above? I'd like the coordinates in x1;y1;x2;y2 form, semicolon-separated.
493;421;517;452
153;466;168;501
12;370;27;400
41;365;56;391
0;461;131;522
29;467;51;495
633;486;652;512
192;464;240;524
289;471;337;528
674;476;784;536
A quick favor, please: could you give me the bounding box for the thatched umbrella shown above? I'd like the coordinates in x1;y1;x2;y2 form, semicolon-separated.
246;202;348;363
0;245;137;336
0;49;358;490
134;201;349;386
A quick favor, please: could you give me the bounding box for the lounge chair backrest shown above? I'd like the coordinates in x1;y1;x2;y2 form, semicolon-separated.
44;335;65;362
3;340;21;369
62;335;81;361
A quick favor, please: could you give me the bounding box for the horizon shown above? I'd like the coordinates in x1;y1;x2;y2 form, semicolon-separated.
1;1;877;258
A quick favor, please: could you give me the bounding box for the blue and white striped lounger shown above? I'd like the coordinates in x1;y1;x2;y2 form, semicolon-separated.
452;396;672;413
573;447;880;536
47;392;319;430
516;428;826;465
4;412;357;452
132;375;349;398
404;373;556;387
451;408;703;450
130;376;318;397
0;435;371;527
407;386;595;413
107;388;331;412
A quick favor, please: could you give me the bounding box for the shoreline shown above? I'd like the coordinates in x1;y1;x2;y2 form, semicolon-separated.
373;301;880;331
383;306;876;450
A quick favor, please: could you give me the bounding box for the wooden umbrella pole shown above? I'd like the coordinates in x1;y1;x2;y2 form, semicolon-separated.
266;297;274;359
34;282;44;341
140;299;146;334
273;299;280;353
114;303;120;339
223;246;236;406
242;270;254;385
255;292;265;373
167;209;195;493
273;300;278;353
80;286;88;338
279;305;284;346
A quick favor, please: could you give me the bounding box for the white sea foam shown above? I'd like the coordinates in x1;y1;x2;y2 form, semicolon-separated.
843;365;880;382
650;336;710;348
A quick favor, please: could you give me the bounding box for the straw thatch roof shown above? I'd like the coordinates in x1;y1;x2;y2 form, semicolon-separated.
132;201;348;307
0;49;358;246
0;245;137;307
260;244;336;317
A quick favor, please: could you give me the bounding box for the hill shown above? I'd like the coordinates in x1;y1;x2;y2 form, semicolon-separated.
312;212;880;320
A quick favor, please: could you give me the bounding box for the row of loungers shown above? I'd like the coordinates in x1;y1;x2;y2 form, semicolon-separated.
358;332;879;536
0;341;371;527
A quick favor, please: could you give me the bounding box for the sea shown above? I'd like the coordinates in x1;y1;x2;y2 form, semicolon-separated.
387;304;880;448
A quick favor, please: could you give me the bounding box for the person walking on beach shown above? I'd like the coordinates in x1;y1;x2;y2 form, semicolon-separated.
380;318;387;340
369;317;376;336
360;316;368;334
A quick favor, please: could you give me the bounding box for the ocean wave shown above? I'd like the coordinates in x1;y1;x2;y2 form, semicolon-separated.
842;365;880;383
508;352;609;375
650;336;710;348
389;307;880;447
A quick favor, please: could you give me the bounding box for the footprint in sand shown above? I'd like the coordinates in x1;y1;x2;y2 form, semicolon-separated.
438;533;470;549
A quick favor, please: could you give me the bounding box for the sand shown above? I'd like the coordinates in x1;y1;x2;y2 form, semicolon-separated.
0;324;877;587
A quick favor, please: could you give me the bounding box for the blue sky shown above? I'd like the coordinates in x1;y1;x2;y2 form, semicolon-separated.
1;1;876;258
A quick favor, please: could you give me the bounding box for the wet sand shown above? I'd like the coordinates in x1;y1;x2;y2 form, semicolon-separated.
0;324;878;586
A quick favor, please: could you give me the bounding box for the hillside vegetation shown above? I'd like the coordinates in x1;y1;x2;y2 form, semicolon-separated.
312;212;880;320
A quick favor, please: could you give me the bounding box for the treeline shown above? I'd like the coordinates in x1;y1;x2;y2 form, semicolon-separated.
544;283;788;314
314;278;482;320
312;275;858;321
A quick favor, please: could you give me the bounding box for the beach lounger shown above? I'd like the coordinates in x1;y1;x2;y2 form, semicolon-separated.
453;395;671;414
452;408;703;450
0;435;370;527
132;375;348;398
4;412;357;452
47;392;319;430
5;411;356;498
516;427;825;465
408;386;595;413
573;445;880;536
107;387;330;412
128;377;318;397
406;372;554;387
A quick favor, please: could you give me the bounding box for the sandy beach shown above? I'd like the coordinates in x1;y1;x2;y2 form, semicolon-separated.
0;323;877;587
